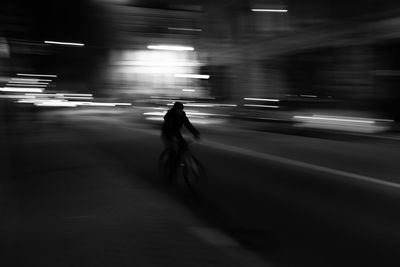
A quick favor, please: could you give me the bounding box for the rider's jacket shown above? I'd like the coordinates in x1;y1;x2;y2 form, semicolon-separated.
161;108;199;141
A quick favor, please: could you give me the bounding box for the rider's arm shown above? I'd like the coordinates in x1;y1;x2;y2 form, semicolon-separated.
183;114;200;138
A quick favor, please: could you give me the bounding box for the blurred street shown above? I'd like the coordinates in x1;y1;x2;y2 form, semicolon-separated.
2;110;400;266
3;0;400;266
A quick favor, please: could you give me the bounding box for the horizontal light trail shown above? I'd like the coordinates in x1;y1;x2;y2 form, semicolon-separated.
0;95;36;99
293;115;375;124
57;93;93;97
9;81;49;85
11;78;52;82
174;74;210;79
17;73;57;78
44;40;85;46
104;125;400;191
300;94;317;98
244;104;279;108
6;83;47;87
251;8;288;12
0;87;43;93
313;115;394;123
147;45;194;51
57;96;94;100
35;102;78;107
168;27;202;32
244;98;280;102
203;140;400;190
143;112;166;116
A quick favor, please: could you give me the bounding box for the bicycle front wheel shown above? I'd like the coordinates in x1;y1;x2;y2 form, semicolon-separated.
183;154;208;195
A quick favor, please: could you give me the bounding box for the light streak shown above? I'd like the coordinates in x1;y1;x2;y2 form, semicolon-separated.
244;98;280;102
147;45;194;51
174;74;210;79
44;41;85;47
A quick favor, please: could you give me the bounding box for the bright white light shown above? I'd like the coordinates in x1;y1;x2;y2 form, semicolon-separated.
25;93;56;97
84;102;116;107
8;81;49;85
167;103;214;107
293;115;375;124
17;73;57;78
313;114;394;123
0;95;36;99
0;87;43;93
217;104;237;107
186;112;230;117
35;102;78;107
143;112;166;116
167;27;202;32
56;93;93;97
182;89;196;92
57;96;94;100
147;45;194;51
114;103;132;106
123;61;201;67
70;102;131;107
11;78;52;82
166;102;237;108
18;99;40;103
244;98;280;102
300;95;317;98
44;41;85;47
145;117;164;121
174;74;210;79
251;8;288;12
6;83;47;87
244;104;279;108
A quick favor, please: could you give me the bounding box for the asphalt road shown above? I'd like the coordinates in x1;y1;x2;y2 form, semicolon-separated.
3;113;400;267
67;115;400;267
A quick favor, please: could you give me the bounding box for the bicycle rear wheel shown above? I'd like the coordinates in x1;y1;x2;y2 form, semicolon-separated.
158;149;176;185
183;154;208;195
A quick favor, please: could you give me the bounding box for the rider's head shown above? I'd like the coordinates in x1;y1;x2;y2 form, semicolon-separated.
173;102;184;111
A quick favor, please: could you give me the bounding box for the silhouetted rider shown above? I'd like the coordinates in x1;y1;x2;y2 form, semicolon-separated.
162;102;199;151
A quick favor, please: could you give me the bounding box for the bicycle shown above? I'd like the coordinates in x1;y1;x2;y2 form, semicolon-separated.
158;139;208;195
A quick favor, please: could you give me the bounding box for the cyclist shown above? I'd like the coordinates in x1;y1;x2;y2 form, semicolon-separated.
161;101;200;152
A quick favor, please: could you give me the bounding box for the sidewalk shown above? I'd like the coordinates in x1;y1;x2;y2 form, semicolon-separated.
0;126;272;267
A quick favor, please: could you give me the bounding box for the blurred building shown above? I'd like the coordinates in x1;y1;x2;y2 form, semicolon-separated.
2;0;400;120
